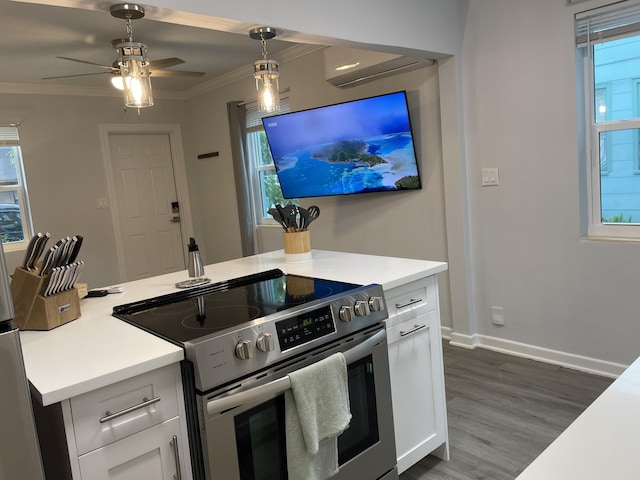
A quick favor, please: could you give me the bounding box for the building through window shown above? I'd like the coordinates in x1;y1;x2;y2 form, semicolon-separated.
577;3;640;237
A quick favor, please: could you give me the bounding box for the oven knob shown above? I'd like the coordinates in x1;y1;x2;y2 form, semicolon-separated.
235;339;254;360
339;305;355;322
256;333;275;352
368;296;384;312
354;300;369;316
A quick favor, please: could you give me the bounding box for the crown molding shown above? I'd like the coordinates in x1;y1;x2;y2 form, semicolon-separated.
183;44;324;99
0;44;324;100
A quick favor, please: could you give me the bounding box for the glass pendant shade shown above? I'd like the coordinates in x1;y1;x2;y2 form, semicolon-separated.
254;59;280;113
117;41;154;108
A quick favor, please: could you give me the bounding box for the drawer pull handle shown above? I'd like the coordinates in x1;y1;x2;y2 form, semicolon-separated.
400;324;427;337
99;396;161;424
395;298;423;309
171;435;182;480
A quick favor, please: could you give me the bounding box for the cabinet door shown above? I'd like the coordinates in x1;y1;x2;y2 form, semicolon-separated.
387;309;448;474
78;417;185;480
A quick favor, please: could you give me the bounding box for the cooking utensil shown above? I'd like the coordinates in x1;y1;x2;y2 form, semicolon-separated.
40;245;58;277
42;267;61;296
297;206;310;230
67;235;83;263
30;233;50;271
275;204;291;231
51;238;67;268
59;237;74;265
22;233;41;270
53;265;69;295
281;204;299;231
267;208;288;231
67;262;83;291
307;205;321;227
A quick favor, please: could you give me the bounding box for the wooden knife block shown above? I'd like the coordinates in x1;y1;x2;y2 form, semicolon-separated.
10;267;81;330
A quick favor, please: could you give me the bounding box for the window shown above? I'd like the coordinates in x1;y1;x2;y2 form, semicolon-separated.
0;126;32;250
245;99;294;225
577;3;640;237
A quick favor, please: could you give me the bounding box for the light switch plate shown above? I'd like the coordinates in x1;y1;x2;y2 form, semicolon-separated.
482;168;500;186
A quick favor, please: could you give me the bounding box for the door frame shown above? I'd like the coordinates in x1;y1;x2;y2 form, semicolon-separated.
98;123;194;282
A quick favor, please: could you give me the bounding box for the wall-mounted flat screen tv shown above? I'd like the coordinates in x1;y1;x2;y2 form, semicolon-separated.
261;91;421;199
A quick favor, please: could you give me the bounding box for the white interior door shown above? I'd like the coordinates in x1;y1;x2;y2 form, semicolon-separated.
109;133;185;281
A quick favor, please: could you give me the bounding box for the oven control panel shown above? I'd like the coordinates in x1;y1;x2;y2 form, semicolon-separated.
185;284;388;392
276;305;335;352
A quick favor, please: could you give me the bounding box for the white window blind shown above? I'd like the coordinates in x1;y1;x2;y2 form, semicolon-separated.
0;126;19;146
576;1;640;47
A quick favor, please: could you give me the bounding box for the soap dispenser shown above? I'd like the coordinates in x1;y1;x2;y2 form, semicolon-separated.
187;237;204;278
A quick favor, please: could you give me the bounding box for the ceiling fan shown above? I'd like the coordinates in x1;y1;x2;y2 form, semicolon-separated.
42;49;205;81
42;4;205;82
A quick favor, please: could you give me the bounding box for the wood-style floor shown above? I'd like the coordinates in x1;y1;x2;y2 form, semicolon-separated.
399;342;614;480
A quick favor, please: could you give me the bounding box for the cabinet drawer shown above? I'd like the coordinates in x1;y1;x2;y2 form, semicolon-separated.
70;364;180;456
384;275;437;328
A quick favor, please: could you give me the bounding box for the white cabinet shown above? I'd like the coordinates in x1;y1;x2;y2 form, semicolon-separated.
78;417;183;480
61;364;192;480
385;275;449;474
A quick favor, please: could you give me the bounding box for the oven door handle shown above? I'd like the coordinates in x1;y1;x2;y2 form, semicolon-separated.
206;328;386;416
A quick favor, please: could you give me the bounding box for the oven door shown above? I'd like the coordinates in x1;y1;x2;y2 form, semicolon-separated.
199;326;398;480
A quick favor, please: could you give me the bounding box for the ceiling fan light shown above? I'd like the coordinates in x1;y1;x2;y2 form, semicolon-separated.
120;62;153;108
117;41;153;108
254;59;280;113
111;75;124;90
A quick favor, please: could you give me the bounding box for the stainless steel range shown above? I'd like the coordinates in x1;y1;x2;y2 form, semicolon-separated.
114;268;398;480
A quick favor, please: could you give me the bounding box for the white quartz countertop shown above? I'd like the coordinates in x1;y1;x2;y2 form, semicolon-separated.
20;249;447;406
515;356;639;479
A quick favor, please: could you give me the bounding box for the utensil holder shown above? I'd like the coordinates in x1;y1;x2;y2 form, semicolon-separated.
283;230;312;263
10;267;81;330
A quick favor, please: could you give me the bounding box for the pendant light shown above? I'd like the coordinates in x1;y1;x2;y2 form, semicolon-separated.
249;27;280;113
110;4;154;109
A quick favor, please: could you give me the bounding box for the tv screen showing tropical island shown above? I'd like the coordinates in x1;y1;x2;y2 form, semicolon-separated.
262;91;422;199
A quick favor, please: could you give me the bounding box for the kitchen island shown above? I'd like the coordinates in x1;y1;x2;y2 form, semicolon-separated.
515;354;640;479
21;249;446;405
20;249;448;479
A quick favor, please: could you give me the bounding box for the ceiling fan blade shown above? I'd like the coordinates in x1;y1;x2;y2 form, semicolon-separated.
42;71;111;80
150;69;205;78
149;57;186;69
56;56;116;71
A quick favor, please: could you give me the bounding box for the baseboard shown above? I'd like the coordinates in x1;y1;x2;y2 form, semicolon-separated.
441;327;626;378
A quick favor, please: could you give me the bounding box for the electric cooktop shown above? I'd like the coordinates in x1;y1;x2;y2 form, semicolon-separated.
113;269;361;344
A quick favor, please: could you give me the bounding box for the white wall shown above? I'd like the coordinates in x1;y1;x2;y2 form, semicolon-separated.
461;0;640;370
0;92;190;289
183;49;451;328
12;0;638;373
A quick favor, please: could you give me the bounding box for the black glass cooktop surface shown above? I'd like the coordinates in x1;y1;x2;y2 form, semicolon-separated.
113;269;361;344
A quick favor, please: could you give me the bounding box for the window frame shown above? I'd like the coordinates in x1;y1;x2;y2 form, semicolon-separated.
0;127;33;252
579;3;640;239
245;99;291;228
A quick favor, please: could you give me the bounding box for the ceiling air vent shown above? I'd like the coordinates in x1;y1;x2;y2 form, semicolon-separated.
323;46;432;88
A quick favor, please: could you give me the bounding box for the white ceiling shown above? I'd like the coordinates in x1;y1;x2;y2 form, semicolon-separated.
1;0;299;94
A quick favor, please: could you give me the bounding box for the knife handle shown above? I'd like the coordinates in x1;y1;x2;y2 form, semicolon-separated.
40;246;57;277
31;233;50;271
22;233;41;271
67;235;83;264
